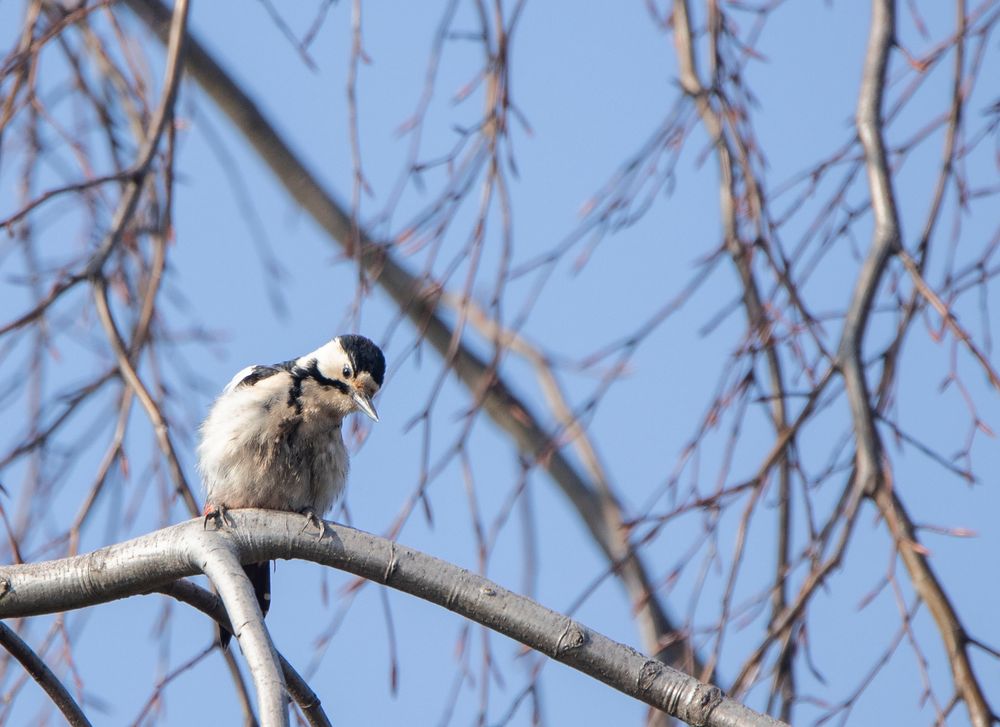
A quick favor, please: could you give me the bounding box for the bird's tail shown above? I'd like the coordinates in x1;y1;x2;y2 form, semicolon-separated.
219;561;272;650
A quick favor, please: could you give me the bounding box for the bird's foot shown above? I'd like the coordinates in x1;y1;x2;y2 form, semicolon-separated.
298;507;328;540
203;504;235;530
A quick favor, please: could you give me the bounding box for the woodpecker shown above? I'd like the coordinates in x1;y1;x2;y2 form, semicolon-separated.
197;334;385;648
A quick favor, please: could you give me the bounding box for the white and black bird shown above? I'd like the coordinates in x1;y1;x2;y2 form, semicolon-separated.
197;334;385;648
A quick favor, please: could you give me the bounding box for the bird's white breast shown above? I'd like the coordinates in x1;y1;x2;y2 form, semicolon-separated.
197;373;348;515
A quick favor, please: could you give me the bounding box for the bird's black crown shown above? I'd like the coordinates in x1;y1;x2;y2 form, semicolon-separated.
340;334;386;387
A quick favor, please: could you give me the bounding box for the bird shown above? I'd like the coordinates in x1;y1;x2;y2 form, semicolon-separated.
197;334;385;649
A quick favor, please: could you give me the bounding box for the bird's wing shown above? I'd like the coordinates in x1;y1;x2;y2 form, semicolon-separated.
223;364;283;393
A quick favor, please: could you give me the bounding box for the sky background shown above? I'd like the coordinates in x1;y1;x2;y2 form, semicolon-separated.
1;1;998;725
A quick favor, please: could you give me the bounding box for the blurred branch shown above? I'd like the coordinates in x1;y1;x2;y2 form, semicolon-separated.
128;644;215;727
0;170;132;231
670;0;794;703
0;510;786;727
0;621;91;727
93;277;200;516
1;0;188;337
897;248;1000;391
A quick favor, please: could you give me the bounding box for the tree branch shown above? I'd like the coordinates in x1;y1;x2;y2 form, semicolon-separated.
670;0;794;697
156;580;332;727
0;0;188;337
841;3;993;725
0;511;785;727
186;528;288;726
92;277;201;517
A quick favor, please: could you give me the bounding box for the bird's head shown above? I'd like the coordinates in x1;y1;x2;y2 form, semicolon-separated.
304;335;385;422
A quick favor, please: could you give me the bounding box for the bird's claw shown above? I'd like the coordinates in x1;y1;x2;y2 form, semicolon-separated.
203;505;235;531
299;508;328;539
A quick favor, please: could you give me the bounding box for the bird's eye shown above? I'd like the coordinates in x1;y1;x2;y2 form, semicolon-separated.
342;365;353;378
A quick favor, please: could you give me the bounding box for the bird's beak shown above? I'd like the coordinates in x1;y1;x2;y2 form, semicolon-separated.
352;390;379;422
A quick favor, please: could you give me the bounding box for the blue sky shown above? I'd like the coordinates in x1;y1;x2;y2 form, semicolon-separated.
1;1;998;725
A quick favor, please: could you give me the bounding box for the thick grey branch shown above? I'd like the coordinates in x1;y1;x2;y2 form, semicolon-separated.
156;580;331;727
0;511;784;727
186;530;288;727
